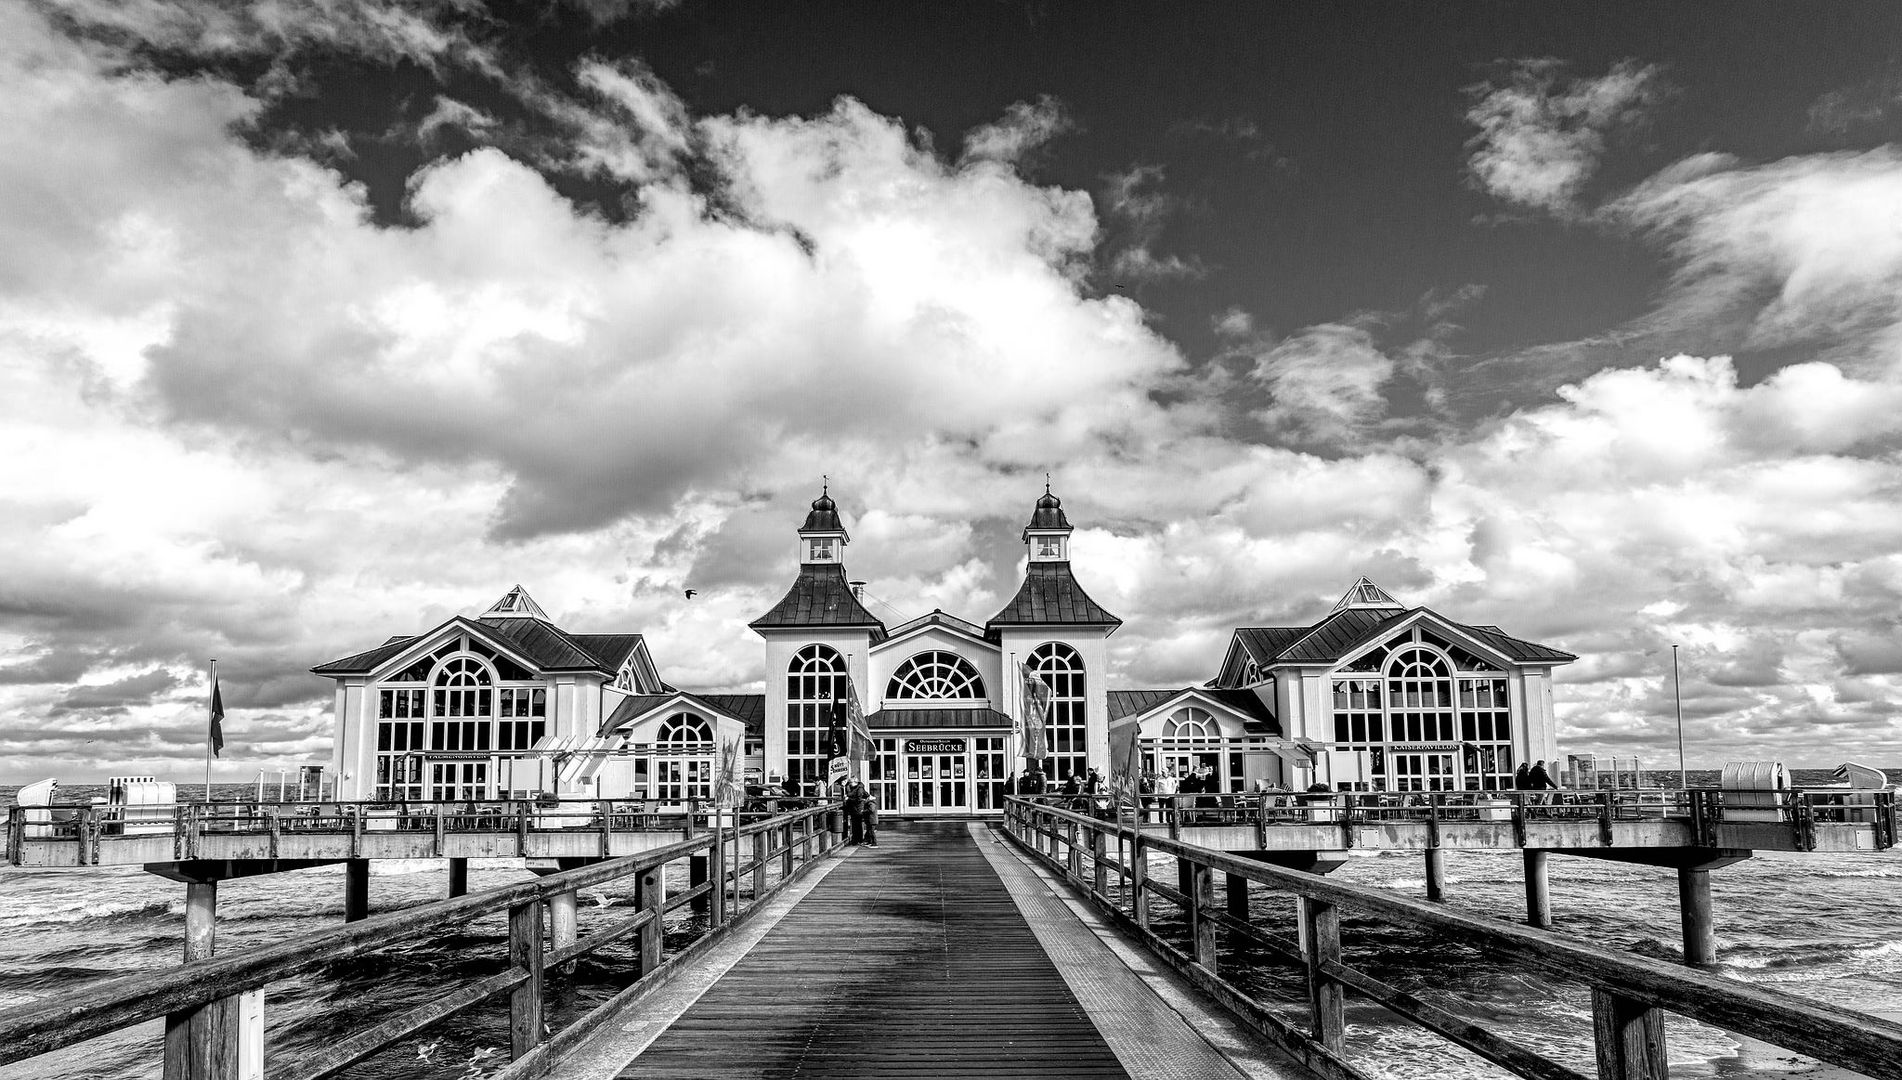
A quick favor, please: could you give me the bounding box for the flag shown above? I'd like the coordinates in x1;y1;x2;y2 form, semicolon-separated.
713;739;742;808
825;702;847;761
1018;662;1050;762
1109;720;1142;802
208;672;226;758
844;676;873;763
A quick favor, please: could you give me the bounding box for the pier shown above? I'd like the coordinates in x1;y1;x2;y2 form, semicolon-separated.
3;797;1901;1080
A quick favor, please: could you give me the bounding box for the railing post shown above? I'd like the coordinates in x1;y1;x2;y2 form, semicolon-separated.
1066;821;1081;881
1130;832;1149;927
6;807;22;865
1591;987;1667;1079
1091;827;1108;897
637;865;664;975
752;829;768;899
1300;896;1344;1052
549;890;578;972
507;899;544;1059
162;995;243;1080
1189;861;1216;973
711;821;728;925
781;822;795;875
1598;791;1615;846
267;808;280;860
434;806;446;856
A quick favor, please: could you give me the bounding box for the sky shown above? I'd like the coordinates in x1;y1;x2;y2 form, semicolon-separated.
4;0;1902;782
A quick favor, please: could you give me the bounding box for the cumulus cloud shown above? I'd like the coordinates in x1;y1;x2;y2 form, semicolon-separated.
1464;58;1668;216
4;3;1901;782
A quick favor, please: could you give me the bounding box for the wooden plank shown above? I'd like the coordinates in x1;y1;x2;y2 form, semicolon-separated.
618;823;1128;1080
1592;988;1667;1080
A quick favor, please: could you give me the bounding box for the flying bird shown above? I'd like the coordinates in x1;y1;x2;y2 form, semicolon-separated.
684;589;697;599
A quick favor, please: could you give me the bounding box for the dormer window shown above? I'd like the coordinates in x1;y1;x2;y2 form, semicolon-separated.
806;537;837;562
1037;538;1060;557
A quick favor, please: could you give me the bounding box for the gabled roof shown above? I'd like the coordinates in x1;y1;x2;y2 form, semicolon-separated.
986;561;1121;630
1107;686;1279;736
1331;576;1401;612
1108;689;1179;722
1235;627;1307;665
883;609;990;645
1452;623;1578;664
865;707;1015;730
311;635;421;676
479;617;619;672
1276;606;1411;662
749;563;888;640
601;691;768;737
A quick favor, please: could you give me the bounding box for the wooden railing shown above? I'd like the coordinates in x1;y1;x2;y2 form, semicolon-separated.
1002;797;1902;1080
1020;787;1898;851
3;794;839;864
0;801;844;1080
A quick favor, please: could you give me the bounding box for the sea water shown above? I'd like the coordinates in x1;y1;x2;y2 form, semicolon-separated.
2;773;1898;1079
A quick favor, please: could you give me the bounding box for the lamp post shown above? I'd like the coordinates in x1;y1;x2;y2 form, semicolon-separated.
1672;644;1686;789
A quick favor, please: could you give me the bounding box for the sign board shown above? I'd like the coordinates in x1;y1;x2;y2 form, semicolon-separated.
1391;744;1459;752
904;738;967;754
828;757;850;784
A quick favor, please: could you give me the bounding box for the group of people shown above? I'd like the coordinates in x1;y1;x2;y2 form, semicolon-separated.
840;778;879;846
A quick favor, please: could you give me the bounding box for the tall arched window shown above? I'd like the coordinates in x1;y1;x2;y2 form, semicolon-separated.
1027;642;1086;785
786;645;846;787
1387;646;1455;742
886;651;986;701
430;657;493;752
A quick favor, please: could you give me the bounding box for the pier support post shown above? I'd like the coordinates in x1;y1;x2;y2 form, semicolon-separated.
1677;866;1715;966
549;890;578;971
344;859;370;923
184;880;217;961
1424;847;1446;902
689;853;710;915
1225;872;1250;944
446;857;468;898
1522;850;1551;929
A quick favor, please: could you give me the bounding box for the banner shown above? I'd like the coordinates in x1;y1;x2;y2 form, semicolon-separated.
1109;721;1142;802
1018;661;1050;762
830;673;874;766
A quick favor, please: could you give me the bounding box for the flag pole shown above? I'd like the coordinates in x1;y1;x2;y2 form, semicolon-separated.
204;658;217;805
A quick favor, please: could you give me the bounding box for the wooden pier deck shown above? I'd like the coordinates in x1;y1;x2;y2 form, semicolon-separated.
618;822;1129;1079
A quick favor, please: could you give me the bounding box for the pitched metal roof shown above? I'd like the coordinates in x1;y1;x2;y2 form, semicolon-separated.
749;563;888;639
479;617;614;671
1230;606;1576;667
602;692;769;736
1108;687;1279;735
985;561;1122;629
310;636;419;676
1276;607;1411;662
1454;622;1578;663
1108;689;1178;721
865;708;1015;730
566;634;646;671
1233;627;1306;665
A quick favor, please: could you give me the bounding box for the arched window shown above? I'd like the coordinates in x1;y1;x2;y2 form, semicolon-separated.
785;645;846;787
659;711;714;746
429;656;493;757
1027;642;1086;785
885;651;986;701
1161;707;1218;741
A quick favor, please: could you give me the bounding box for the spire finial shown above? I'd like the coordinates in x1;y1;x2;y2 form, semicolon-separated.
822;474;828;497
1044;473;1051;495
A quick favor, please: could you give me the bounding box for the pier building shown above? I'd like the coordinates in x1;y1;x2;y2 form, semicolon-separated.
310;486;1579;815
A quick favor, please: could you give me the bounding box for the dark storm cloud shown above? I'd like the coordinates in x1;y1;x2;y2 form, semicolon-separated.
50;669;180;714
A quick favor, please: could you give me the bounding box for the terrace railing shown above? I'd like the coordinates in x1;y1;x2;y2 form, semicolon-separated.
1003;796;1902;1080
0;801;843;1080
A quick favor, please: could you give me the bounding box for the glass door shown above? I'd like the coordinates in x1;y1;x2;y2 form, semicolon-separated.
1389;752;1456;792
934;753;967;810
974;737;1007;810
429;761;489;803
906;753;936;809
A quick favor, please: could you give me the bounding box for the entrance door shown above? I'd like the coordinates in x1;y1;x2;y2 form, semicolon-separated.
430;761;489;802
904;753;968;812
1389;753;1456;792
